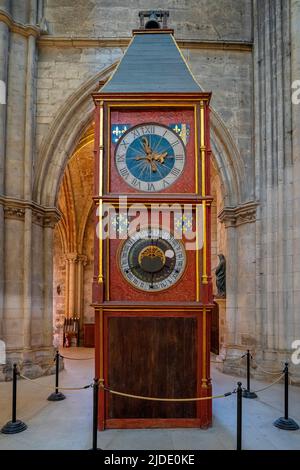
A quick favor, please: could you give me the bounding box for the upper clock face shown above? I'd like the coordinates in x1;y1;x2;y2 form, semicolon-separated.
119;227;186;292
115;123;186;192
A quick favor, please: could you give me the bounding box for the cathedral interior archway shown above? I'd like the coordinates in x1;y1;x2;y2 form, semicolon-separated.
52;122;227;352
53;125;95;347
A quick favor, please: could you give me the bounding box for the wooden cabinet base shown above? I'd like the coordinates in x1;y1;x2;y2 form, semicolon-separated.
95;306;212;430
105;418;211;429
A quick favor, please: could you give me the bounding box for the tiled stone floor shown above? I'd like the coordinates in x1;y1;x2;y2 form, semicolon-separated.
0;348;299;450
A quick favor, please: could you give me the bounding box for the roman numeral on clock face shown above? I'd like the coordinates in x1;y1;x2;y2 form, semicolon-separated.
131;178;141;188
119;167;130;179
115;123;186;191
147;182;155;191
170;167;181;177
116;155;125;163
142;125;155;134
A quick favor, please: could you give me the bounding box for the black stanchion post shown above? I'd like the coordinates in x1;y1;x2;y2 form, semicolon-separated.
236;381;243;451
47;350;66;401
274;362;299;430
90;377;100;451
243;350;257;399
1;363;27;434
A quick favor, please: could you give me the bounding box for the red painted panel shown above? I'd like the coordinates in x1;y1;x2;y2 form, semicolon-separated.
107;212;198;302
108;108;196;194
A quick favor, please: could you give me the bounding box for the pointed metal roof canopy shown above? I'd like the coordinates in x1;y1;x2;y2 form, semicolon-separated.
99;31;202;94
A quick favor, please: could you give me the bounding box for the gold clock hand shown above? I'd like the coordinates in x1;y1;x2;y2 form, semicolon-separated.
150;160;157;172
153;151;168;164
142;136;152;155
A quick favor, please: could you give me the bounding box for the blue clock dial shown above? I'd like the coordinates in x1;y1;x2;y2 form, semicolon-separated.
126;134;175;183
115;123;186;192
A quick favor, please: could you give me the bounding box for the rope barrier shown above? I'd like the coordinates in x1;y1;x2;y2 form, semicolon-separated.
227;354;246;362
19;374;55;392
251;357;283;375
19;374;93;392
251;372;285;394
59;354;94;361
100;384;234;402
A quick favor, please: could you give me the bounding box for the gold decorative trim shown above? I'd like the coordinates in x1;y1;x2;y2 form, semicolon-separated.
99;102;104;197
99;308;104;382
37;35;252;52
106;102;197;195
218;201;259;228
170;34;201;89
0;9;40;38
106;237;110;300
202;201;208;284
194;105;198;194
96;198;213;207
98;201;104;284
93;306;210;312
195;205;200;301
202;307;208;389
200;101;206;197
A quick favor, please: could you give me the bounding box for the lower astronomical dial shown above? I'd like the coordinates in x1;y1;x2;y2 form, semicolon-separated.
119;227;186;292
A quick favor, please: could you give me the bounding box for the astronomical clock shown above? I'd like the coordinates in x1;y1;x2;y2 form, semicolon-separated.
92;12;213;429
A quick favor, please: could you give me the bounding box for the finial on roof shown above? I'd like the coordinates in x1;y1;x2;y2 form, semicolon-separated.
138;10;169;30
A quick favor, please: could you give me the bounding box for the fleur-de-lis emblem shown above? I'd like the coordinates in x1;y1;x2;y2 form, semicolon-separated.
111;124;131;143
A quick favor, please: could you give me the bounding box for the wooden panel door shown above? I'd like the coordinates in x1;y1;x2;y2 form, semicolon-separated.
106;315;197;420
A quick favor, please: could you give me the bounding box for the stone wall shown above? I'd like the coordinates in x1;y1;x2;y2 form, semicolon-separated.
43;0;252;41
1;0;299;382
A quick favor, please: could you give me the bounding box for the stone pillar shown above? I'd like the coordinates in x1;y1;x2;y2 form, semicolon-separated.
218;202;258;371
23;208;32;349
214;298;226;359
3;210;25;352
0;15;9;341
43;221;55;348
77;255;87;343
65;253;87;312
66;253;77;317
251;0;296;374
291;0;300;359
0;2;62;379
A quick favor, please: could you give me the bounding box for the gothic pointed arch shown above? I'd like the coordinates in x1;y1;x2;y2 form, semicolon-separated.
34;63;247;211
33;62;117;207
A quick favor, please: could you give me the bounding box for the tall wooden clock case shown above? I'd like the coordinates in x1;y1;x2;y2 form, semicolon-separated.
92;17;213;430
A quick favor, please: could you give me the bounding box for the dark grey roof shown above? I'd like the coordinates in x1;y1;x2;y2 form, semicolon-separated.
100;33;201;93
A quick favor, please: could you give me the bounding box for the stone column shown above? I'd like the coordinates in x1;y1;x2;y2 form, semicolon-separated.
66;253;78;317
23;208;32;349
43;221;55;348
77;255;87;343
218;202;258;372
291;0;300;353
214;298;226;359
253;0;296;371
0;15;9;341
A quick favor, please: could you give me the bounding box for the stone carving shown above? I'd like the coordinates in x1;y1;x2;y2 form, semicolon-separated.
0;196;60;226
215;254;226;297
218;201;258;228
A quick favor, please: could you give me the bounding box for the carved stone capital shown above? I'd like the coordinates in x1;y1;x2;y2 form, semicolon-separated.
65;253;88;266
77;254;88;266
0;196;61;227
65;253;79;263
218;201;259;228
0;9;41;38
3;205;25;220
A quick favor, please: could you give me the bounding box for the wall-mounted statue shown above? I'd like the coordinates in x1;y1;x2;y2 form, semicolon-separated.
215;254;226;297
